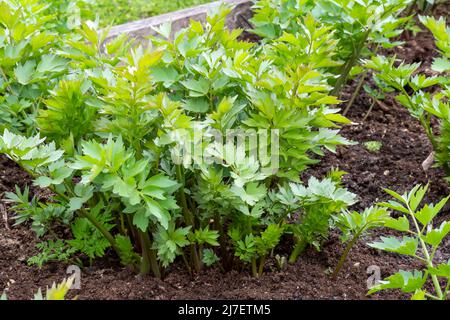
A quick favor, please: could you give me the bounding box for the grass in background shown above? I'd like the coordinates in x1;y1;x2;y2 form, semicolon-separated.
89;0;214;26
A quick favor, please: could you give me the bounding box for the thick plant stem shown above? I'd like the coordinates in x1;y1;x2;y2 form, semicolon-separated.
331;30;371;97
176;165;194;227
343;72;366;116
258;256;266;276
288;240;307;264
139;231;161;279
251;258;258;277
191;245;202;273
332;231;362;279
176;165;201;272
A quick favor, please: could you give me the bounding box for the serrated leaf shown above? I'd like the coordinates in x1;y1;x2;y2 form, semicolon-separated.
368;270;426;294
384;216;410;232
14;60;36;84
368;236;418;256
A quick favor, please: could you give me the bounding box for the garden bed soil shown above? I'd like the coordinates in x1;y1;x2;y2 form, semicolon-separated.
0;4;449;300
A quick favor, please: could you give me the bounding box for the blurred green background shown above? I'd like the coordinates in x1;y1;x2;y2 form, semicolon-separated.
81;0;214;26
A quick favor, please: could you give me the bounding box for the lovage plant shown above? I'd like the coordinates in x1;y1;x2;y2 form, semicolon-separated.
1;4;355;278
366;16;450;179
0;0;91;134
251;0;412;98
368;185;450;300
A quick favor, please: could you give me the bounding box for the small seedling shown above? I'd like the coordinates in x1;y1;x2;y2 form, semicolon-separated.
364;141;383;153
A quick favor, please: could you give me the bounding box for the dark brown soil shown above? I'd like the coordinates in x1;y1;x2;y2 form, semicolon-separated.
1;4;449;300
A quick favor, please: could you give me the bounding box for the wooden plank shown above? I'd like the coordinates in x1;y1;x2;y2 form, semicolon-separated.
106;0;253;41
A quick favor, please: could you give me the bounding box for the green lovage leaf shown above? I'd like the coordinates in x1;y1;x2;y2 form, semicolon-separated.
153;223;191;267
406;184;428;212
414;196;450;226
0;130;64;169
181;78;210;97
422;221;450;247
188;227;220;246
33;160;74;188
378;200;410;214
338;206;390;237
255;224;284;256
35;54;68;74
68;184;95;212
368;270;427;294
428;260;450;277
368;236;419;257
14;60;36;85
384;216;410;232
230;182;267;207
290;177;357;206
202;249;220;267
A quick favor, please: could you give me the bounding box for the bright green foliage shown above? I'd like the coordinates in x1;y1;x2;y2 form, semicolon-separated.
287;176;357;263
202;248;220;267
0;4;355;278
115;234;140;267
363;140;383;153
251;0;412;95
0;129;64;172
229;224;284;277
420;16;450;72
37;79;98;150
368;185;450;300
67;208;114;261
71;136;180;231
153;223;191;267
332;206;389;278
338;206;390;242
366;17;450;179
5;185;71;236
0;0;83;133
27;240;77;268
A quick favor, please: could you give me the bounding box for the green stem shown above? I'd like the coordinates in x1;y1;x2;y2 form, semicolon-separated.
181;252;193;276
251;257;258;277
191;245;202;273
139;230;161;278
258;256;266;276
176;165;194;227
343;72;367;116
332;230;362;279
331;29;371;97
288;239;307;264
407;203;443;299
424;292;440;300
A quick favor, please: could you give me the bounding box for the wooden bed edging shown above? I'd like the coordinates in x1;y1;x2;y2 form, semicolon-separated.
106;0;253;41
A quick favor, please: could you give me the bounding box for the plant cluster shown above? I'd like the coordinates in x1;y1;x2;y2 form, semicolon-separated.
0;0;449;302
0;2;358;278
366;15;450;179
251;0;412;105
